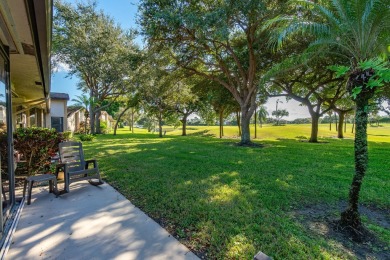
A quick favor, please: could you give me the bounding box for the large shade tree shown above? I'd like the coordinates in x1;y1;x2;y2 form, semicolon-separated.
139;0;286;145
270;59;346;142
274;0;390;231
53;0;139;134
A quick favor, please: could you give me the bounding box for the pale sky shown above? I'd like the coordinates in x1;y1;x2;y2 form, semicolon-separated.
52;0;312;120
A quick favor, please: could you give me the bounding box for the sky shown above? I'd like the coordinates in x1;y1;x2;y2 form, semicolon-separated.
51;0;311;120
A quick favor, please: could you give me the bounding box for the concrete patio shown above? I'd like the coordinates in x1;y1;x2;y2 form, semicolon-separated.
6;182;198;260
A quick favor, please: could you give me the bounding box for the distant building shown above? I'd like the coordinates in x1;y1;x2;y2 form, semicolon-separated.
45;92;69;132
67;106;86;133
100;111;115;132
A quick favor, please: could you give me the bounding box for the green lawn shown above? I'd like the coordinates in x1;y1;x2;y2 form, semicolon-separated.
81;124;390;259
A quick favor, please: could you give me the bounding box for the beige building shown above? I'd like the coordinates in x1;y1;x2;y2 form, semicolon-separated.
67;106;86;133
100;110;115;132
45;92;69;132
67;108;115;133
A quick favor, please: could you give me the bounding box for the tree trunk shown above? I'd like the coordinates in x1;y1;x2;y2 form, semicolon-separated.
329;113;332;131
309;112;319;143
113;107;131;135
344;116;347;133
337;111;345;139
90;111;95;134
131;109;135;134
352;116;355;133
341;74;376;229
96;111;101;134
341;97;370;228
181;115;188;136
219;110;224;138
335;112;338;131
84;114;89;134
254;107;257;139
158;112;163;138
236;111;241;137
239;103;255;145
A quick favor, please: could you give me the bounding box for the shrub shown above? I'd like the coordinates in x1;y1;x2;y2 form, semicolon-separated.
79;134;95;141
63;131;72;141
77;121;89;134
13;127;65;176
100;121;109;134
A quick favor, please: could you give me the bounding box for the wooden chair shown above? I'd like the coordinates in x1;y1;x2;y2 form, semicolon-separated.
56;141;103;193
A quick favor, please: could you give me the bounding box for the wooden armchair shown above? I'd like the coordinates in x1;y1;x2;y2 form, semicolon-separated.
56;141;103;193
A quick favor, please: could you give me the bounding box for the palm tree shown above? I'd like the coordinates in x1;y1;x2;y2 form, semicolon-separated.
72;94;91;134
274;0;390;230
258;106;269;128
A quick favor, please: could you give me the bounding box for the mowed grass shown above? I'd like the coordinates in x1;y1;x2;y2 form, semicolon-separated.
82;124;390;259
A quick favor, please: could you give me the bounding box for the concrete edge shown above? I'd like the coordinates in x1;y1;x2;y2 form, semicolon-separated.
0;197;25;260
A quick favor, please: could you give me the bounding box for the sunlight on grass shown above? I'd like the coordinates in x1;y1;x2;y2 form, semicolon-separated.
80;125;390;259
209;184;240;203
225;234;256;259
155;123;390;143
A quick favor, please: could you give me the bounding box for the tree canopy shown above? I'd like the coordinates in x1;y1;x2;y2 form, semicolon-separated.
139;0;287;144
53;0;140;134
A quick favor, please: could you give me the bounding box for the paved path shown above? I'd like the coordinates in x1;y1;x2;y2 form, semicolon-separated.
7;182;198;260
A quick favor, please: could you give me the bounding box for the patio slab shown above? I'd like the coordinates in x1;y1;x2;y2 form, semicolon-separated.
7;182;198;260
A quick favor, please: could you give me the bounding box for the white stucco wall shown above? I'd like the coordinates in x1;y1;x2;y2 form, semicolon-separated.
45;100;67;131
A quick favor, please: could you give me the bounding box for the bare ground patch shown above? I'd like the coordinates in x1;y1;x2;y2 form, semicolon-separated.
291;202;390;259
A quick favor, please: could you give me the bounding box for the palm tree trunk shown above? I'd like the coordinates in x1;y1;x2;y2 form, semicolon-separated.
341;79;375;229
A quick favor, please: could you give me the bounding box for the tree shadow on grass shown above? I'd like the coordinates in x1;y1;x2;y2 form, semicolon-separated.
82;134;389;259
187;129;216;137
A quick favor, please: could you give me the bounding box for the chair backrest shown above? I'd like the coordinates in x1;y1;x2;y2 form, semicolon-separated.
59;141;85;172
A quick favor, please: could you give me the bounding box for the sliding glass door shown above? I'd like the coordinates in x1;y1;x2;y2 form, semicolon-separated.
0;45;12;236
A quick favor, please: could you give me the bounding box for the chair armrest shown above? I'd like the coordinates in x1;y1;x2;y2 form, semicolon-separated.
85;159;98;169
60;161;84;173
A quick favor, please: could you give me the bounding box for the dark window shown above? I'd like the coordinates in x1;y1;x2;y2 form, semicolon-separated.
51;117;64;132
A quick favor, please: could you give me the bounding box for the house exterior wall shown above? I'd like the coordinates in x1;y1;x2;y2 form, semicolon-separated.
67;109;86;133
99;111;115;131
45;100;68;131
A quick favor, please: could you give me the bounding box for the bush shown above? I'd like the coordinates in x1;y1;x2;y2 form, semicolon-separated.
63;131;72;141
13;127;65;176
79;134;95;141
76;121;89;134
100;121;109;134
